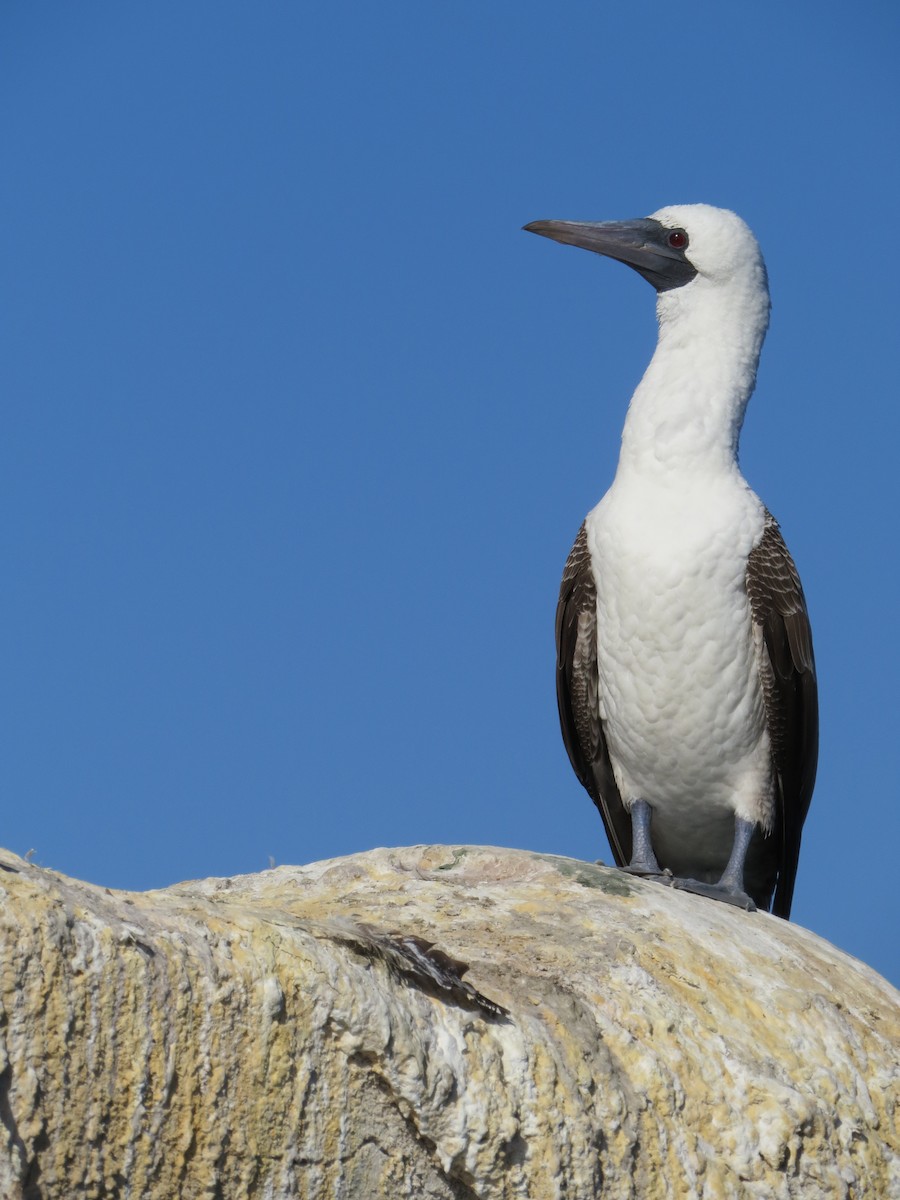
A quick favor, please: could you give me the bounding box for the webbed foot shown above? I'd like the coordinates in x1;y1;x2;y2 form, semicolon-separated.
624;864;672;880
670;877;757;911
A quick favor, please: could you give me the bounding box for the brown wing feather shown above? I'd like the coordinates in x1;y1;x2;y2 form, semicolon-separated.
555;524;632;865
746;513;818;918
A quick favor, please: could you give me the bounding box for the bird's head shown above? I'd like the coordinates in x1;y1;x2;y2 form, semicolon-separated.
524;203;767;297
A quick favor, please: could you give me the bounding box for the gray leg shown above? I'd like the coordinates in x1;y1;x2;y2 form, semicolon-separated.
717;816;756;895
624;799;664;876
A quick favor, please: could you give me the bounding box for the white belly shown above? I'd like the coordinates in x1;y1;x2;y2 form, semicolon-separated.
586;475;773;872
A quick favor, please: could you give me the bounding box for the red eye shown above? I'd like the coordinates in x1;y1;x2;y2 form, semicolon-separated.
667;230;688;249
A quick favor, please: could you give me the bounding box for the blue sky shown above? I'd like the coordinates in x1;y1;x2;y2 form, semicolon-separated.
2;2;898;985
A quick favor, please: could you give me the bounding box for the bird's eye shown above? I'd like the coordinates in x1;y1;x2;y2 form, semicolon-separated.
667;230;688;249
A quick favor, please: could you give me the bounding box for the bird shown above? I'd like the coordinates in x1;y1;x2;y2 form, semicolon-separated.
524;204;817;919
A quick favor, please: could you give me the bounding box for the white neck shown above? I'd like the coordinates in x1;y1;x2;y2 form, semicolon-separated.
616;272;770;481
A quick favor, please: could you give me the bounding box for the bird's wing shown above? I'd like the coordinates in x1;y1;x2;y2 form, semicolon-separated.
746;513;818;918
555;523;632;865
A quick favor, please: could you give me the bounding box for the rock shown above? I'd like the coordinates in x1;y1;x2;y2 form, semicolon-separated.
0;844;897;1198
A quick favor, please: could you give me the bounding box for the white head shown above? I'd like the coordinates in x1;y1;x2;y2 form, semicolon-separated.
648;203;769;306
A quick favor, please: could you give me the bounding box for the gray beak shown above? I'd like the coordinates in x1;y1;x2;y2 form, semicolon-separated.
523;218;697;292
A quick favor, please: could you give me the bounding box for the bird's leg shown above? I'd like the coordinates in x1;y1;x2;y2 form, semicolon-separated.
671;816;758;911
624;799;666;876
622;804;757;912
716;816;756;897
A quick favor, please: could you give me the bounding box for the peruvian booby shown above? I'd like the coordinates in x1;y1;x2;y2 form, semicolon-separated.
524;204;817;918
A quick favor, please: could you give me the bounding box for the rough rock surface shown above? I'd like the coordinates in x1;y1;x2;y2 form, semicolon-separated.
0;843;897;1199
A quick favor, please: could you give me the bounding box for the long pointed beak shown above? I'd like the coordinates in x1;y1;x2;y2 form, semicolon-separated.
523;218;697;292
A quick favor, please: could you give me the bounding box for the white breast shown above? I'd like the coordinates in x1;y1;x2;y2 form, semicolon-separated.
585;471;774;874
